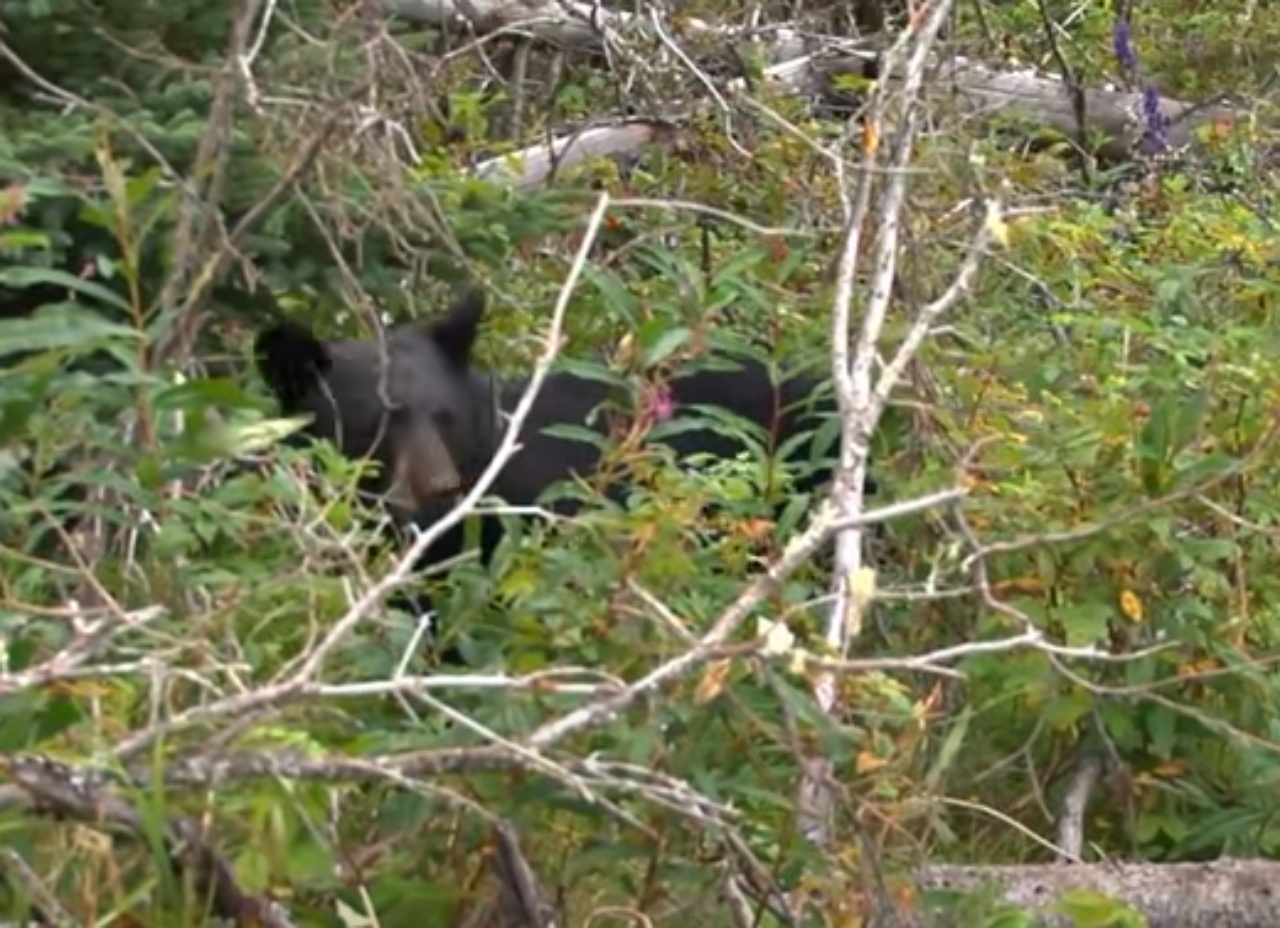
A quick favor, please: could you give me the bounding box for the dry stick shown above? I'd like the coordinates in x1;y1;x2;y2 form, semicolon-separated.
830;0;959;677
873;203;997;406
111;668;616;764
153;0;260;337
611;197;815;239
0;658;158;696
1057;755;1102;862
523;267;984;752
828;486;968;532
0;43;187;204
291;194;609;678
1050;652;1280;761
151;744;698;831
794;212;999;841
0;848;75;928
526;501;840;750
490;822;555;928
801;0;966;849
117;629;1143;785
5;755;297;928
0;607;165;696
150;70;374;369
111;193;612;762
155;745;519;787
126;732;770;893
390;685;604;803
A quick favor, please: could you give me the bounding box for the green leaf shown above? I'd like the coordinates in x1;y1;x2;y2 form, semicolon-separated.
1137;399;1172;493
1056;602;1109;647
0;304;140;357
0;229;52;251
153;376;271;413
538;422;610;449
583;265;638;327
1168;388;1209;455
983;912;1038;928
1054;889;1147;927
169;416;312;465
0;266;130;312
1145;706;1179;761
1042;688;1093;731
924;705;971;792
637;321;691;368
549;356;626;387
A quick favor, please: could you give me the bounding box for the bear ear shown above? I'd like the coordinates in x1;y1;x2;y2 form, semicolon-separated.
254;321;332;407
422;286;486;367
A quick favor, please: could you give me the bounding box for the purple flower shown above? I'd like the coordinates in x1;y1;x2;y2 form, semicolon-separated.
1113;19;1138;74
1140;85;1169;154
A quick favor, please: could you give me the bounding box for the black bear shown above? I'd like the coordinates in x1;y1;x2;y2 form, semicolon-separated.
254;289;869;658
253;288;500;524
486;360;841;512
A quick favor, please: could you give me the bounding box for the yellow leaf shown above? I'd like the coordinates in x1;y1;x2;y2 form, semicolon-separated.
856;750;888;773
862;120;880;156
738;517;775;542
984;200;1010;247
614;331;635;367
1119;589;1144;622
695;659;733;704
1179;657;1220;678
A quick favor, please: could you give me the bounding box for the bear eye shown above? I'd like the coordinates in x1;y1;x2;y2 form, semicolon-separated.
431;408;459;438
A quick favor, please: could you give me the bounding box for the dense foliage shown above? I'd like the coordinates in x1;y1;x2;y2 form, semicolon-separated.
1;0;1280;925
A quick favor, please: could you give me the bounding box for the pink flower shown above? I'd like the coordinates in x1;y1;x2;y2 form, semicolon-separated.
648;383;675;422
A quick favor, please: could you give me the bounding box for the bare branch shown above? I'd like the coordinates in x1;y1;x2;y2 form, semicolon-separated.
5;755;297;928
1056;755;1102;863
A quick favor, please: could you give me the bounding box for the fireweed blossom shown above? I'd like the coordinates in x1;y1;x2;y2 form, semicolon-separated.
649;383;675;422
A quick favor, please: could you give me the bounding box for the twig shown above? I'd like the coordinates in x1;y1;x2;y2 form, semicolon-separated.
5;755;297;928
960;421;1280;569
0;848;75;928
111;193;612;761
1056;755;1102;862
490;822;557;928
807;0;974;847
0;607;166;696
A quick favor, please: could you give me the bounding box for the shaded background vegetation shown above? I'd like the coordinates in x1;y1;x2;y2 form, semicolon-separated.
1;0;1280;924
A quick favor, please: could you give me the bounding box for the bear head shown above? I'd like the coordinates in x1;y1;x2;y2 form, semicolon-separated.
253;287;498;522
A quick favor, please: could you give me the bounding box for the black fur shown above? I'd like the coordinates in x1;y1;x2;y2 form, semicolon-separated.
407;361;851;620
488;361;841;511
253;288;499;522
254;292;871;661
